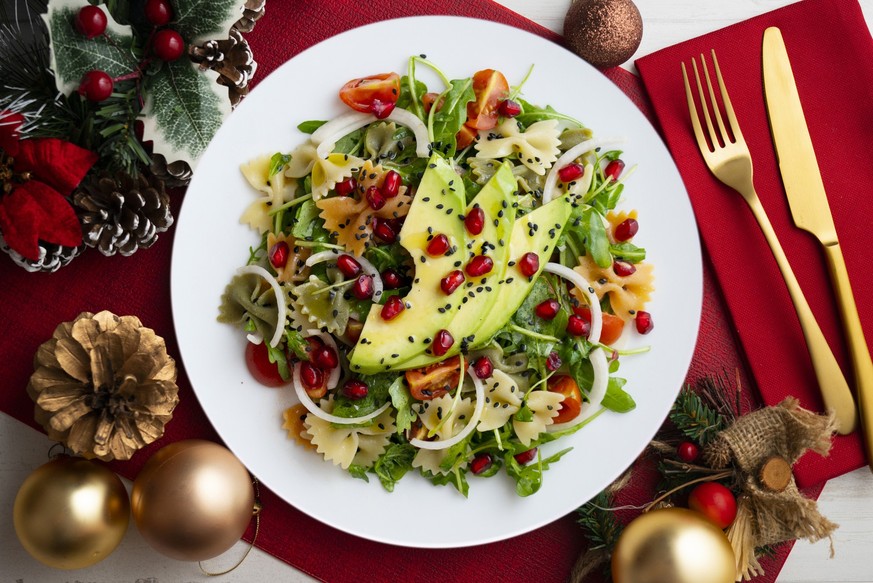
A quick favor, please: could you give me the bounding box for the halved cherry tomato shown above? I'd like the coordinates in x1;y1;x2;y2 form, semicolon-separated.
466;69;509;131
455;124;478;150
405;356;461;400
245;341;285;387
422;91;443;114
339;72;401;119
571;306;625;346
547;375;583;424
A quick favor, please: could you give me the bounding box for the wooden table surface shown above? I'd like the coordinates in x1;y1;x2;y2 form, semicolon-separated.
1;1;871;581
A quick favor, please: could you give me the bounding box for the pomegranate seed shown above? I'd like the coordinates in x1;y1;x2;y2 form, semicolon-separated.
312;346;338;370
535;298;560;320
470;453;494;475
566;315;590;337
677;441;700;463
426;233;450;256
366;185;386;210
514;448;538;465
352;274;374;299
431;329;454;356
557;163;585;183
380;296;406;321
300;362;324;390
268;241;290;269
518;252;539;277
473;356;493;379
613;260;636;277
342;379;369;400
605;159;625;181
635;311;654;334
373;218;397;243
465;206;485;235
614;218;639;242
335;177;357;196
371;99;396;119
546;351;562;372
465;255;493;277
382;268;403;289
440;270;465;295
336;254;362;277
381;170;402;198
498;99;522;118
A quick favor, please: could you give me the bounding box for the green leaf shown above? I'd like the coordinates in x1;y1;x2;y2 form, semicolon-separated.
430;77;474;157
388;377;415;434
373;443;416;492
265;341;290;381
285;328;310;360
515;98;584;128
397;75;428;113
609;242;646;263
269;152;291;177
141;59;230;165
601;377;636;413
298;120;326;134
173;0;248;44
347;464;370;482
44;0;136;95
504;447;572;496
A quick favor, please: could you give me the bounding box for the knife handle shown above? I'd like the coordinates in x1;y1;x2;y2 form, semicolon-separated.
823;243;873;467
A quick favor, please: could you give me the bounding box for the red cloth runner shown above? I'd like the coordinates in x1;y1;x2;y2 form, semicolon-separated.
0;1;826;582
636;0;872;488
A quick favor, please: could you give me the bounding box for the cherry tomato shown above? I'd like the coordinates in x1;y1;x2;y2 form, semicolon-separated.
339;72;400;118
405;356;461;400
244;341;285;387
456;124;478;150
465;69;509;131
571;306;626;345
547;375;583;424
422;91;443;114
688;482;737;529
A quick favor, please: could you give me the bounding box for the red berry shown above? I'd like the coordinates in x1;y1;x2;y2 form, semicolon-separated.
614;218;639;242
381;268;403;289
268;240;290;269
535;298;560;320
557;163;585;183
431;329;454;356
514;448;537;465
605;159;625;181
546;351;561;372
334;177;357;196
342;379;369;400
470;453;494;475
465;255;493;277
440;270;465;295
336;254;362;278
152;28;185;62
144;0;173;26
299;361;324;390
381;170;402;198
635;311;654;334
464;206;485;235
380;296;405;321
498;99;522;118
677;441;700;463
518;252;539;278
372;218;397;244
566;315;590;337
77;70;113;102
351;274;374;299
688;482;737;529
311;345;338;370
613;260;636;277
473;356;493;379
426;233;450;256
371;99;396;119
75;6;107;38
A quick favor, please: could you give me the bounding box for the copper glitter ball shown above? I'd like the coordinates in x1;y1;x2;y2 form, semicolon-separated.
564;0;643;69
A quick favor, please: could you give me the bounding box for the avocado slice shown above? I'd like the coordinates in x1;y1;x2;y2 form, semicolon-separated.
349;155;467;373
397;162;517;370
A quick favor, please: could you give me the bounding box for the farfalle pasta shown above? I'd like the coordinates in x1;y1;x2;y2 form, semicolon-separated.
474;118;561;175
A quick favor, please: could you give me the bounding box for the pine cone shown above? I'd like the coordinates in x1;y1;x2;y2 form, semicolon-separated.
27;310;179;461
72;170;174;257
189;28;257;107
0;233;83;272
234;0;266;33
150;152;193;188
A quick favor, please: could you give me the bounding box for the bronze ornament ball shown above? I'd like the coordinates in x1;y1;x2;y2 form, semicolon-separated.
564;0;644;69
13;457;130;569
131;439;255;561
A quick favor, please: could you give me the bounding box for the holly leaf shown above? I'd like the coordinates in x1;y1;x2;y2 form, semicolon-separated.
44;0;137;96
174;0;249;44
141;59;230;167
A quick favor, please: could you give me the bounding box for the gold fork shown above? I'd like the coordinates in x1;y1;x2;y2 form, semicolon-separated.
682;51;857;434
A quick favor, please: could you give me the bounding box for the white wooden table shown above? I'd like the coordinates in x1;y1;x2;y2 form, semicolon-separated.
2;1;871;581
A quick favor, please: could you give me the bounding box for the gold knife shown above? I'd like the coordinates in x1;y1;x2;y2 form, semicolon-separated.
763;27;872;456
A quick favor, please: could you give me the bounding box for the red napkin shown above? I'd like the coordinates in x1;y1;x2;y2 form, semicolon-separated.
636;0;872;488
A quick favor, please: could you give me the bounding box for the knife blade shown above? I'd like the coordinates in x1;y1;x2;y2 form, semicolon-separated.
763;27;873;465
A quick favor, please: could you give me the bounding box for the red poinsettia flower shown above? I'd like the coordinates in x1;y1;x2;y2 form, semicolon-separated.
0;112;98;260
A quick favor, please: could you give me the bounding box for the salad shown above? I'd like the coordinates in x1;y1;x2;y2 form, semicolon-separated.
218;57;654;497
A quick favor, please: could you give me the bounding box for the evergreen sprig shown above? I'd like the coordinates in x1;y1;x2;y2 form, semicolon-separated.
668;384;728;445
576;491;623;551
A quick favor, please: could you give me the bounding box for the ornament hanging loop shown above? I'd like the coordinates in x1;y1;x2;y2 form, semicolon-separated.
47;442;72;459
198;478;262;577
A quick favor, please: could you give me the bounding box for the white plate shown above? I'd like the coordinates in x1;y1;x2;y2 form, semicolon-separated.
171;16;701;548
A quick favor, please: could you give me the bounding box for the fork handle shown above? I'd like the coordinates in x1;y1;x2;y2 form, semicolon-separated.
745;194;858;434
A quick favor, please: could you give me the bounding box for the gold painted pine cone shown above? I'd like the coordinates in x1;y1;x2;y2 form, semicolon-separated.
27;311;179;461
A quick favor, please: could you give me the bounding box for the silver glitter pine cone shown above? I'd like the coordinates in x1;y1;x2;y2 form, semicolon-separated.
0;233;83;272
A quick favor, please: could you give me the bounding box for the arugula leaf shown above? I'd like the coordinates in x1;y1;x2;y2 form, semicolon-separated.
397;75;428;113
503;447;573;496
373;443;416;492
388;377;415;434
609;242;646;263
430;77;474;157
347;464;370;483
601;377;636;413
581;207;611;268
269;152;291;177
330;372;397;420
423;467;469;498
513;404;534;423
285;329;310;360
265;341;290;381
298;120;326;134
515;98;584;128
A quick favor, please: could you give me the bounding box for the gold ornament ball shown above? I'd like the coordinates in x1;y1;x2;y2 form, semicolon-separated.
13;457;130;569
131;439;255;561
564;0;643;69
612;508;736;583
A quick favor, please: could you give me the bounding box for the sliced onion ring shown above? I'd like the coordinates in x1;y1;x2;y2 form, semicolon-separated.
409;366;485;451
237;265;287;348
314;107;430;158
305;249;384;301
542;138;623;203
293;362;391;425
548;346;609;432
543;262;601;345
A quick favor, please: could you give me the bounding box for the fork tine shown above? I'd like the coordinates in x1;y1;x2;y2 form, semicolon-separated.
710;50;744;143
681;62;710;155
700;53;730;145
691;57;719;151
